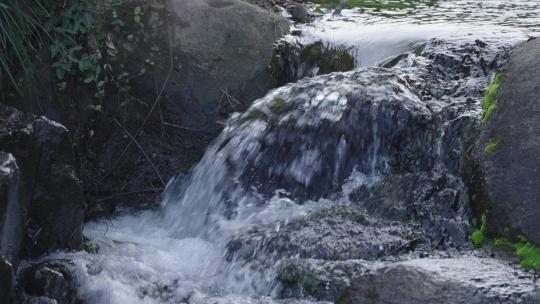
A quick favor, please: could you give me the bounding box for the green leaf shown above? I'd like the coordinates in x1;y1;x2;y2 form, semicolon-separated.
56;68;66;80
134;6;142;15
58;81;67;91
83;75;95;83
133;15;141;24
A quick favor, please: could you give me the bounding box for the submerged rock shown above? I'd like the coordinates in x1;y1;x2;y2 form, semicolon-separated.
278;257;540;303
272;40;356;84
473;38;540;244
227;207;421;263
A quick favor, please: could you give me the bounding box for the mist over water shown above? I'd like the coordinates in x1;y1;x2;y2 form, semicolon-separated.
44;1;540;303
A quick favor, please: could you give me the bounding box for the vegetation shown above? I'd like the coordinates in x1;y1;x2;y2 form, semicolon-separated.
484;137;501;156
496;234;540;271
481;74;502;125
1;0;144;108
0;0;53;92
471;213;488;247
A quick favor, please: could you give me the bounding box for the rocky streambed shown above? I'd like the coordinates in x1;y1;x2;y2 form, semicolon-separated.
4;0;540;303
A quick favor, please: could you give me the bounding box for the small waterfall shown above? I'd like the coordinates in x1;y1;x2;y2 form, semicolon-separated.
36;2;540;303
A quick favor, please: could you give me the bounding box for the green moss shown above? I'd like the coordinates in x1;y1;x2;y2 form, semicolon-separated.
277;262;320;296
484;137;501;156
471;213;488;247
239;109;268;124
517;246;540;271
270;98;287;113
495;233;540;271
481;74;502;125
84;238;100;254
472;230;486;247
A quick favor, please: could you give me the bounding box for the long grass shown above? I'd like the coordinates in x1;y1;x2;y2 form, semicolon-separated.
0;0;53;92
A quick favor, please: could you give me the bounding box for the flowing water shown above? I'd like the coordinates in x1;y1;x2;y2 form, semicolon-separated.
42;1;540;303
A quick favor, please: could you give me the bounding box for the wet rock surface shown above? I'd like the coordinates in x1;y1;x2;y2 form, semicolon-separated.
227;207;420;263
0;152;23;264
0;257;15;302
277;257;540;303
475;38;540;244
0;103;84;257
272;40;356;84
19;261;78;304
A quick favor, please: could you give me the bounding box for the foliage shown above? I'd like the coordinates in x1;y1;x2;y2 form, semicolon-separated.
48;0;146;109
484;137;501;156
0;0;53;92
1;0;146;109
481;74;502;125
471;213;488;247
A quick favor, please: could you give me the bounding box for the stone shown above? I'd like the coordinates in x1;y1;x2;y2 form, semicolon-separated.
72;0;290;214
278;257;540;303
287;4;309;22
0;152;23;264
19;261;78;304
473;38;540;243
0;257;15;303
0;103;84;257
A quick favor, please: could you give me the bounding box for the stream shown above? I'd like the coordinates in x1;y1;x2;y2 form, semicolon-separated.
40;1;540;303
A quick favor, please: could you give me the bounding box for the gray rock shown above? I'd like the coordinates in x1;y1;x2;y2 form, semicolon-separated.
278;257;540;303
272;40;356;85
0;257;15;303
474;38;540;243
287;4;309;22
0;103;84;257
188;291;330;304
0;152;23;265
227;207;422;263
19;261;78;304
74;0;290;213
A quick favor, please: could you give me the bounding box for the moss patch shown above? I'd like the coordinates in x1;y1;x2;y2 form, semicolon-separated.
496;234;540;271
270;98;287;113
484;137;501;156
239;109;268;124
471;213;488;247
481;74;502;125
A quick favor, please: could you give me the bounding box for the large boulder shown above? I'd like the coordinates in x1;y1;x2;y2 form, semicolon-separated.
474;38;540;243
96;0;290;129
0;103;84;257
69;0;291;214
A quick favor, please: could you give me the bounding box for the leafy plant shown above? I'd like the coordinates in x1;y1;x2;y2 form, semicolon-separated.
0;0;53;92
